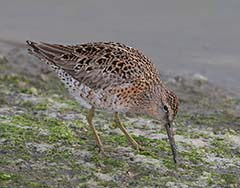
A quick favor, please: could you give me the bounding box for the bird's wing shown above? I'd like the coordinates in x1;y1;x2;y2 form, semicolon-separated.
27;41;161;91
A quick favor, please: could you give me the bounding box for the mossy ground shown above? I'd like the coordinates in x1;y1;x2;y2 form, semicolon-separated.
0;49;240;187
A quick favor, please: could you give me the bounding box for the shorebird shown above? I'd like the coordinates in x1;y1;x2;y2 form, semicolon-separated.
26;41;179;163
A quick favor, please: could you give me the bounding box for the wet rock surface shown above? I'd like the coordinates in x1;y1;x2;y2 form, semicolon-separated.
0;48;240;187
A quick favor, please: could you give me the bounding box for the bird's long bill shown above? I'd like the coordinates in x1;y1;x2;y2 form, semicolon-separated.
164;122;177;163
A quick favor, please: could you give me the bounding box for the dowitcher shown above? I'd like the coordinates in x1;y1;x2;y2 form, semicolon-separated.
26;41;179;163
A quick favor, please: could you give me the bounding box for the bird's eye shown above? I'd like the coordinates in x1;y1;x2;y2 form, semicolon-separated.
163;105;169;113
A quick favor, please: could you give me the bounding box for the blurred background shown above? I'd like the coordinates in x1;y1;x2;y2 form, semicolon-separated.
1;0;240;92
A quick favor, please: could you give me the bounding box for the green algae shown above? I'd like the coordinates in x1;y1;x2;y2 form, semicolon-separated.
0;51;240;187
0;172;17;181
181;148;205;164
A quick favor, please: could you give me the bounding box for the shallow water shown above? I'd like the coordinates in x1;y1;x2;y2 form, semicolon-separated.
1;0;240;92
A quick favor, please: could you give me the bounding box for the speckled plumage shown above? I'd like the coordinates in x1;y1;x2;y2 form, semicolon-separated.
27;41;177;116
27;40;179;163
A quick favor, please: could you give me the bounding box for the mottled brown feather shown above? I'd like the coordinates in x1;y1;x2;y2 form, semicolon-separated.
27;41;161;93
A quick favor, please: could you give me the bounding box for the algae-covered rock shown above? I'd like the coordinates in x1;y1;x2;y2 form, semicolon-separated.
0;48;240;187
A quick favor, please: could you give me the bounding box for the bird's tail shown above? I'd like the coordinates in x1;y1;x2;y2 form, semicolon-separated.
26;40;72;65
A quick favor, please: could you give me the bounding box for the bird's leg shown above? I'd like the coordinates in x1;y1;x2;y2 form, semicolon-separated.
86;107;104;152
114;112;142;150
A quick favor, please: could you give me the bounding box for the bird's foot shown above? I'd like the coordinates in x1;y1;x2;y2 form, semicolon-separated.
129;141;144;151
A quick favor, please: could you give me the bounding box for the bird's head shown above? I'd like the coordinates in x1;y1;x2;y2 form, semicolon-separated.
146;85;179;163
159;88;179;123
